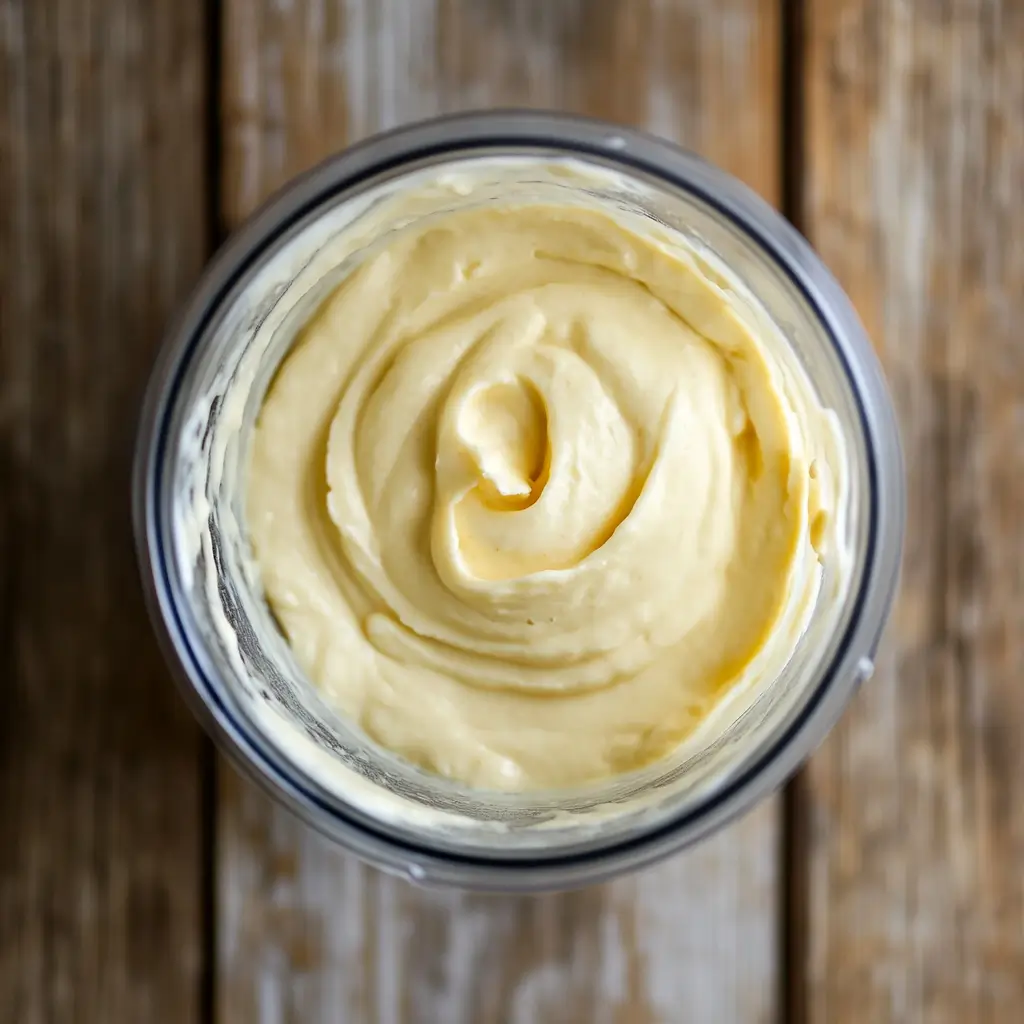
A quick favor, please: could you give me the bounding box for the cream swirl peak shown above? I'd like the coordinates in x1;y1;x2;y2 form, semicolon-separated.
247;198;848;791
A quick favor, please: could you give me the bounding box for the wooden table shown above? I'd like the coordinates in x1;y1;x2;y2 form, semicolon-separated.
2;1;1022;1021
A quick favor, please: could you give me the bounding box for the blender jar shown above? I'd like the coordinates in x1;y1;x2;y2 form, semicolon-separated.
133;112;904;891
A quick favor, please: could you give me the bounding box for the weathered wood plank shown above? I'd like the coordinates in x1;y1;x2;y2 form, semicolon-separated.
219;2;782;1021
0;0;210;1021
796;1;1024;1021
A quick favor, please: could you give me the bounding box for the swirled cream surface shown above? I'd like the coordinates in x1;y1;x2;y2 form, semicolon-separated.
247;188;847;792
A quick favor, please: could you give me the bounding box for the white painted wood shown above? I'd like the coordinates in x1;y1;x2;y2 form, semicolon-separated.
218;3;783;1021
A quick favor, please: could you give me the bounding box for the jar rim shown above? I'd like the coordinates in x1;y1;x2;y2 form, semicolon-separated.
133;111;904;890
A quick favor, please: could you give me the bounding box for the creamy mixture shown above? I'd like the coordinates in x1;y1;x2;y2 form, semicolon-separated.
247;194;847;792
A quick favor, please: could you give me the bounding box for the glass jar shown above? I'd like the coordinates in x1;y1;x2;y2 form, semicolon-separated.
133;112;903;891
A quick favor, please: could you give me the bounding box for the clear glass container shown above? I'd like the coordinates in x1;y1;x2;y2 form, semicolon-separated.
133;112;904;891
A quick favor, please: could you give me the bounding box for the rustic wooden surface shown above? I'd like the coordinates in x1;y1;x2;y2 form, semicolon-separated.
0;0;209;1022
794;0;1024;1021
219;2;782;1022
3;0;1024;1021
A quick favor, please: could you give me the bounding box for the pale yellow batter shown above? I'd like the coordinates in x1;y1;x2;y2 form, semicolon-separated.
247;199;845;791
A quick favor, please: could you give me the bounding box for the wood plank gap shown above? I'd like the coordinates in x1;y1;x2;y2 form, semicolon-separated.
781;0;806;232
782;774;810;1024
206;0;227;249
779;1;810;1019
201;2;224;1021
200;741;218;1024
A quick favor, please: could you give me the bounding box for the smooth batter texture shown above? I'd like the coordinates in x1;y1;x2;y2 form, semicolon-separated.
247;199;845;791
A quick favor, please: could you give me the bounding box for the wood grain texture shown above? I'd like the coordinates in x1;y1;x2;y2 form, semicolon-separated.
219;1;782;1022
0;0;209;1021
221;781;777;1024
796;1;1024;1021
